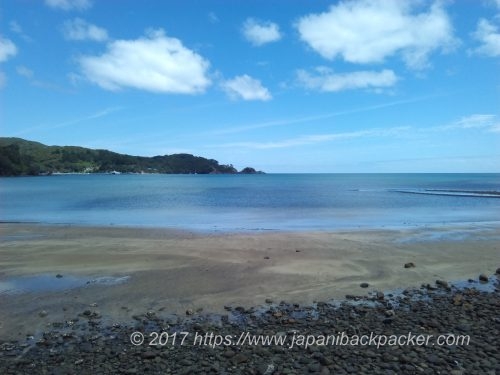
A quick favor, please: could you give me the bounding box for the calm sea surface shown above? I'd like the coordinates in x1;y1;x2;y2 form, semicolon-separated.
0;174;499;231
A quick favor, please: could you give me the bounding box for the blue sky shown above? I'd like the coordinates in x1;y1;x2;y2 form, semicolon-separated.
1;0;499;173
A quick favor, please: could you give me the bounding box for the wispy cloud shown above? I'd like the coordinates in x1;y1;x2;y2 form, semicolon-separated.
438;114;500;131
45;0;92;11
212;127;411;149
297;67;398;92
61;18;108;42
210;114;499;150
0;36;17;62
13;107;123;136
9;21;32;42
211;95;442;135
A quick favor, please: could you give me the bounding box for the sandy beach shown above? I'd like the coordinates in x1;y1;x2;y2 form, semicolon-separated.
1;222;499;341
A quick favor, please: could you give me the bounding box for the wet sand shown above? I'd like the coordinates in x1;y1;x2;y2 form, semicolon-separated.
0;222;499;340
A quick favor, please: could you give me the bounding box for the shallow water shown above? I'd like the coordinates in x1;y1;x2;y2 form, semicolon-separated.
1;173;499;231
0;274;130;295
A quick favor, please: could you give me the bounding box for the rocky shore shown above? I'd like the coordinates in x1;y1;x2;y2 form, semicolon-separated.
1;274;499;375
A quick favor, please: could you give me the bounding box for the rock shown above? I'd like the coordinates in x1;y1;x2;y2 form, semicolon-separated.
265;298;273;304
264;256;270;260
55;274;63;278
453;294;463;305
141;351;156;360
436;280;449;288
223;349;235;358
495;267;500;275
360;282;369;288
404;262;415;268
185;309;194;316
74;359;84;365
479;274;489;283
257;364;275;375
376;291;385;300
38;310;48;318
385;309;395;317
232;353;249;364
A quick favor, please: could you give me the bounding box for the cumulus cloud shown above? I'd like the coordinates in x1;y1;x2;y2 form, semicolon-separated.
242;18;282;46
45;0;91;11
296;0;457;69
62;18;108;42
221;75;272;101
78;29;211;94
297;67;398;92
471;18;500;57
0;36;18;62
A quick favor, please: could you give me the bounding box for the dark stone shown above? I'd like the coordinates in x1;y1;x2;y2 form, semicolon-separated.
360;282;369;288
479;274;489;283
55;274;63;278
141;351;156;360
404;262;415;268
436;280;449;288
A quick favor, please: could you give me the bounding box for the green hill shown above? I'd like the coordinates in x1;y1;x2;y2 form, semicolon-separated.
0;138;263;176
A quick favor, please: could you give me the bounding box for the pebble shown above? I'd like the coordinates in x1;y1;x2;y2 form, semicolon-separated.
479;274;489;282
436;280;449;288
1;274;498;375
360;282;369;288
404;262;415;268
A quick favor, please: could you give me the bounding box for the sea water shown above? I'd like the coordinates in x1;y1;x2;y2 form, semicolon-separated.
0;174;498;231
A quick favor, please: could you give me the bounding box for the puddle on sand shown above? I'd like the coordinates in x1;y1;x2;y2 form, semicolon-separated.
0;274;130;295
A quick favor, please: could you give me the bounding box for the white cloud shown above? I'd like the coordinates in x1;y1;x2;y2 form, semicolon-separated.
78;29;211;94
297;67;398;92
16;65;34;78
221;74;272;101
45;0;91;11
0;36;17;62
62;18;108;42
471;18;500;57
242;18;282;46
296;0;457;69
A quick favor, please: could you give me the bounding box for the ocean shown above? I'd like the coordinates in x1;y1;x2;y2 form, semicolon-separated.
0;173;499;231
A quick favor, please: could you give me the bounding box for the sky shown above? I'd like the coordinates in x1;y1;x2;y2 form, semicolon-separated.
0;0;499;173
